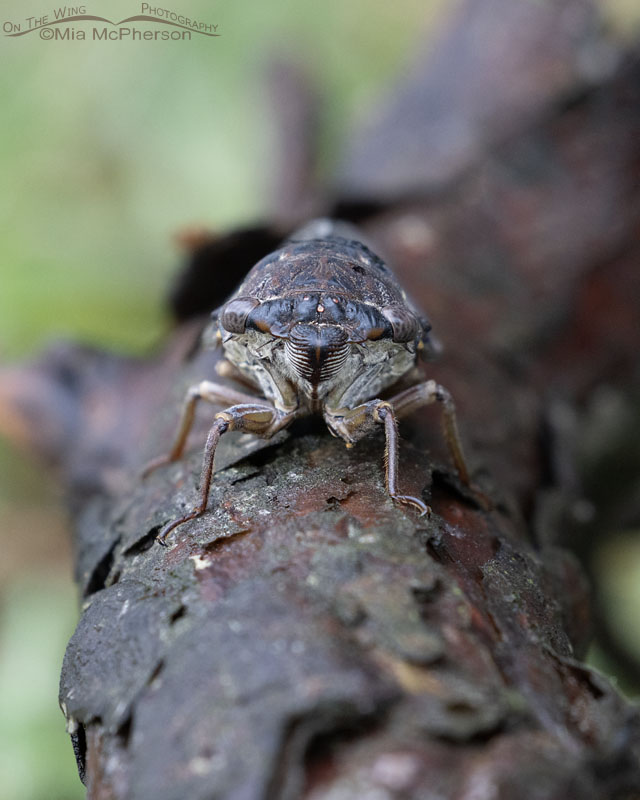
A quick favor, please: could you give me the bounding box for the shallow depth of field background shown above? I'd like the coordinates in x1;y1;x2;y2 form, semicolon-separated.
0;2;639;799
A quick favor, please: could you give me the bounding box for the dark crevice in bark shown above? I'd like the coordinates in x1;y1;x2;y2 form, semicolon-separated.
123;528;160;557
70;724;87;786
85;537;120;597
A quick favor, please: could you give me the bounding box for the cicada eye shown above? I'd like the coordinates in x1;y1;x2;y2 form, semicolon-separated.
380;305;419;342
220;297;260;334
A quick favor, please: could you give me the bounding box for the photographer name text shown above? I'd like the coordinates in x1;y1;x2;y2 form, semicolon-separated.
4;4;220;40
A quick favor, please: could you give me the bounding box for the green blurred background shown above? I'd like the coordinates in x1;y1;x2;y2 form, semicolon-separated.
0;2;639;799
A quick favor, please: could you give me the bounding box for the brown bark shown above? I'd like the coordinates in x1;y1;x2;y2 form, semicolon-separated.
1;1;640;798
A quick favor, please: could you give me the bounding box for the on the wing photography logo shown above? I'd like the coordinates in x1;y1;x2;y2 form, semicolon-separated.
3;4;219;41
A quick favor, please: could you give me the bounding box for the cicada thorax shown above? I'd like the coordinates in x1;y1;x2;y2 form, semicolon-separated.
235;237;404;309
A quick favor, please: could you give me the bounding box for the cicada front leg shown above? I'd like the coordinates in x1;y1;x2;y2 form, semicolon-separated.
324;399;430;516
141;380;266;477
155;401;297;546
325;380;484;516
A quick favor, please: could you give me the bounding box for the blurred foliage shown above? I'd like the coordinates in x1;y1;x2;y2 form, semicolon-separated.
0;578;81;800
593;533;640;681
602;0;640;39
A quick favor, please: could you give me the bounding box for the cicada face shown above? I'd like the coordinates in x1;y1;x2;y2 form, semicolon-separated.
216;233;433;411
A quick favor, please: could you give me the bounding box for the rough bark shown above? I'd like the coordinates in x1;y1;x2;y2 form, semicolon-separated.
1;1;640;798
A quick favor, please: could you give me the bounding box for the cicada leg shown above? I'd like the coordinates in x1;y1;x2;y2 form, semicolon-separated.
325;380;481;516
141;380;265;477
324;399;429;515
156;402;296;546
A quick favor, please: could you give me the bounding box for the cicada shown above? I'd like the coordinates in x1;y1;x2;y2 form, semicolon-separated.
146;220;472;544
